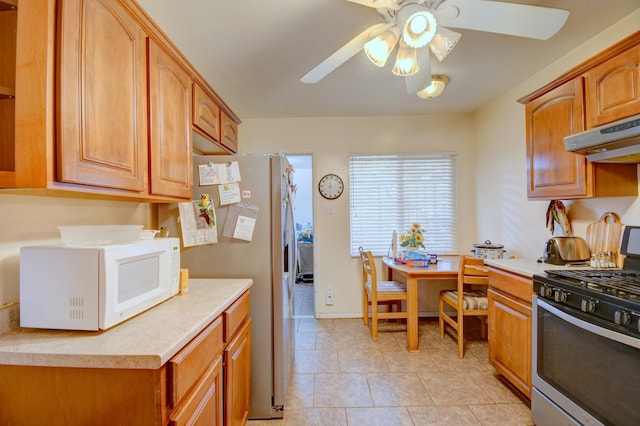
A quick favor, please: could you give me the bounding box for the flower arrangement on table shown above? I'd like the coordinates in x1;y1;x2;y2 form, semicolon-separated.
400;223;426;250
396;223;436;266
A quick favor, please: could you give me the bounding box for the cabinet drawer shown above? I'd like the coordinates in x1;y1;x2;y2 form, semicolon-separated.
168;316;224;408
224;290;250;342
487;267;532;303
169;355;223;426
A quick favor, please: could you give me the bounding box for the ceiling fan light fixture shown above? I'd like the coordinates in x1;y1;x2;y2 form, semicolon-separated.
416;75;449;99
401;10;437;48
363;27;401;67
429;27;461;62
392;41;419;76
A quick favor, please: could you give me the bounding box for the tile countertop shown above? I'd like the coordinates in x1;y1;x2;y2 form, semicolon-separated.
0;278;252;370
483;257;592;278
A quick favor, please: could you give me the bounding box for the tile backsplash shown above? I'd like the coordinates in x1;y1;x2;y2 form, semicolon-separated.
0;303;19;333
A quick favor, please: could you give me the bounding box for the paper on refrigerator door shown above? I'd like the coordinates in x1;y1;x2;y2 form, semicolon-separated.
223;203;259;241
218;182;241;205
198;161;242;186
178;200;218;247
233;215;256;241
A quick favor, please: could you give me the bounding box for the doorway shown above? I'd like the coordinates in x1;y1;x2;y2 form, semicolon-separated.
288;155;314;318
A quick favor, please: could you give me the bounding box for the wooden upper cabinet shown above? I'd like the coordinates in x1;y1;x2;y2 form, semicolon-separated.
221;111;239;153
521;30;640;200
2;0;239;198
57;0;148;191
148;39;193;199
191;83;239;155
525;79;637;199
585;44;640;128
0;2;17;185
525;79;588;199
193;83;221;142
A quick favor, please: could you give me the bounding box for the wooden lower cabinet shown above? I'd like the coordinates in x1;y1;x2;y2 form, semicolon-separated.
169;356;224;426
487;267;532;399
0;290;252;426
225;318;252;426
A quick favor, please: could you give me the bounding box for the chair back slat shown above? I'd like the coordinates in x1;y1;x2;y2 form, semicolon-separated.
358;246;408;341
440;255;489;357
359;246;377;293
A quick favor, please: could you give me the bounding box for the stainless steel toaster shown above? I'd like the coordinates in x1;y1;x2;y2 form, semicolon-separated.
542;236;591;265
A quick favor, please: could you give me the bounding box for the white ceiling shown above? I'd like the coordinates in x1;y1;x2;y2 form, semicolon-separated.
136;0;640;119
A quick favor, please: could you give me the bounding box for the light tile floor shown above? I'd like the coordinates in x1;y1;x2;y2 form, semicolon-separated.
249;317;533;426
294;282;315;317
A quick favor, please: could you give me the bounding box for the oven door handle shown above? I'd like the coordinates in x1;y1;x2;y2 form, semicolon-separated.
536;297;640;349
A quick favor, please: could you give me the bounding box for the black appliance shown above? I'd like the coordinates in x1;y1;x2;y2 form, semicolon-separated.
531;226;640;426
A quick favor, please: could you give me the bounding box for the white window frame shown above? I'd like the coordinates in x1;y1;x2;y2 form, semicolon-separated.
349;153;458;257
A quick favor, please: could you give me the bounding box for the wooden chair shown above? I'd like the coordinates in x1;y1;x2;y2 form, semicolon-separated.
359;247;408;341
439;255;489;357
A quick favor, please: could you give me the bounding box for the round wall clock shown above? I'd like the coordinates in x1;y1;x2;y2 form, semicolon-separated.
318;173;344;200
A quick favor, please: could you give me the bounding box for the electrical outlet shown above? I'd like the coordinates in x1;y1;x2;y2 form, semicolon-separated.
326;287;334;305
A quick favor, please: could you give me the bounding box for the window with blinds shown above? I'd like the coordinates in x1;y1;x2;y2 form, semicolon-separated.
349;153;458;257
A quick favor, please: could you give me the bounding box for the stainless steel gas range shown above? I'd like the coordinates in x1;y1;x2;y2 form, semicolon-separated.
532;226;640;426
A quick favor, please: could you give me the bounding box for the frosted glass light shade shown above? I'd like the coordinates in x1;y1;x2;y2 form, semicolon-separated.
416;75;449;99
364;27;401;67
392;41;419;76
402;10;437;48
429;27;461;62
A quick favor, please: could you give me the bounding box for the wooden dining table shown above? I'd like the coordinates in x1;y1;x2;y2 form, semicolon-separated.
382;255;460;351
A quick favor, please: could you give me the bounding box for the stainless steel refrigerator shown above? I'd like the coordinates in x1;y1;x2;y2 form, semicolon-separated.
158;153;296;419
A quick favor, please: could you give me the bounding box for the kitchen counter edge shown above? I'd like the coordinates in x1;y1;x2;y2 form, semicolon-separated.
483;257;590;278
0;278;252;370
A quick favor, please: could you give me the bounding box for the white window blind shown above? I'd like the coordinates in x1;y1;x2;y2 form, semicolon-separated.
349;153;458;256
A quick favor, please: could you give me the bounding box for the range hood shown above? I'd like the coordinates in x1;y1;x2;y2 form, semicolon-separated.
565;114;640;163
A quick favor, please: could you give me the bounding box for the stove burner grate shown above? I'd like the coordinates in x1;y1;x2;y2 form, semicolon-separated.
544;269;640;300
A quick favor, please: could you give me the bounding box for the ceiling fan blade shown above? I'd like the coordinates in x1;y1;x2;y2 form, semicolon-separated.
435;0;569;40
300;22;393;84
345;0;403;10
405;47;432;94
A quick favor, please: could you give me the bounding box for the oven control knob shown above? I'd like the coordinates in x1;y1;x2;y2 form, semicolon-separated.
615;311;631;325
539;285;553;298
581;299;596;313
554;290;568;303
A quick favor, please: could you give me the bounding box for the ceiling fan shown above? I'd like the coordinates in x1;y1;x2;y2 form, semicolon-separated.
300;0;569;99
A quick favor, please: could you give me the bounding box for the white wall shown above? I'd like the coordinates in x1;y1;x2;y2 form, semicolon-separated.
240;115;477;317
475;10;640;259
288;155;313;228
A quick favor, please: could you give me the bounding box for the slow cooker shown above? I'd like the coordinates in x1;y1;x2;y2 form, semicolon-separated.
472;240;505;259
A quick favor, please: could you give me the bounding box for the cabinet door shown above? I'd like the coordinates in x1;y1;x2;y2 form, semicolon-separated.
58;0;147;191
585;44;640;128
525;78;587;199
220;111;239;153
169;356;224;426
148;39;192;199
0;4;16;183
193;83;221;142
224;318;252;426
488;289;532;398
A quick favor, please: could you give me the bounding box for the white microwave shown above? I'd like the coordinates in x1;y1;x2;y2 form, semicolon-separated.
19;238;180;331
